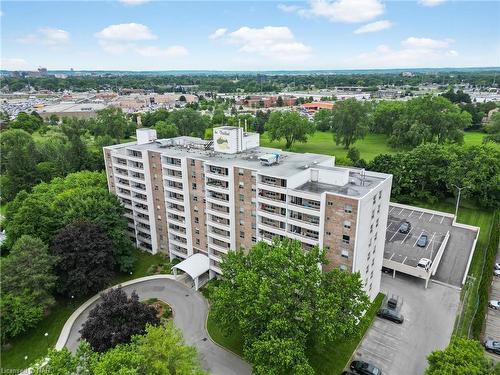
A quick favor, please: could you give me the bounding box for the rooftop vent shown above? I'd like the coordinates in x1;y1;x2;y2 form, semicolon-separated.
259;153;281;166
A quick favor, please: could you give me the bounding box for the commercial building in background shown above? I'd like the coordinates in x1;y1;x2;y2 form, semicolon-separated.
103;126;392;300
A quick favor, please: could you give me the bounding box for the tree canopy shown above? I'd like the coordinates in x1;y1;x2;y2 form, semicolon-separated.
4;171;135;271
153;120;179;139
265;111;315;149
209;238;368;375
484;112;500;143
330;98;369;149
80;288;160;352
426;337;497;375
169;108;209;138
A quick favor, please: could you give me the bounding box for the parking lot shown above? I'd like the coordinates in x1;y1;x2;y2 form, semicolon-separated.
349;273;460;375
384;204;478;287
484;248;500;362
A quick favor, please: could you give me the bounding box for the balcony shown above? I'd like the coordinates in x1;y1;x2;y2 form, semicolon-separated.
135;212;150;224
117;178;130;186
208;166;228;176
137;231;152;243
170;234;187;244
164;169;183;181
260;203;286;216
168;213;185;225
258;189;286;203
133;192;147;201
288;211;320;226
210;203;230;214
133;203;149;212
115;167;128;177
128;150;142;159
206;178;229;190
208;214;230;227
118;188;131;196
260;217;286;230
136;222;150;231
169;224;186;235
207;191;229;203
288;225;319;241
210;226;230;238
164;157;182;167
167;203;184;213
209;247;226;260
128;161;144;170
210;238;230;252
130;182;146;191
171;245;188;256
259;176;287;188
166;181;183;191
289;197;320;211
115;158;127;166
129;171;145;181
167;192;184;202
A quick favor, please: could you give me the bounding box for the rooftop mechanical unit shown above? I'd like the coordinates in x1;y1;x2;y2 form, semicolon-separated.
259;153;281;166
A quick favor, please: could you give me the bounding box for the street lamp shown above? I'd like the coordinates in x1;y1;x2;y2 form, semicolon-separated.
451;184;469;220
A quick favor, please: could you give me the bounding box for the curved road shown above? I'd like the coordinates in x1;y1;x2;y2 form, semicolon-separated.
63;278;251;375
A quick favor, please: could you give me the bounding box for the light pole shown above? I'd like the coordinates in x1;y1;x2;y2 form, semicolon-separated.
452;184;469;220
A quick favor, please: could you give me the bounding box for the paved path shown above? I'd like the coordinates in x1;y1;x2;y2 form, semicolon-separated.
63;278;251;375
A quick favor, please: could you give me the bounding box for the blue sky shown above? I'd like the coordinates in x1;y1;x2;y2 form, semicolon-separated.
1;0;499;71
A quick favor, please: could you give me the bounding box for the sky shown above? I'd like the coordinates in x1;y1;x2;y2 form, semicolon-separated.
1;0;499;71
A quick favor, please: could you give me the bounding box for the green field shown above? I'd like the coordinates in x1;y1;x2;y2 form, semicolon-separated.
260;131;498;162
205;293;384;375
0;248;168;372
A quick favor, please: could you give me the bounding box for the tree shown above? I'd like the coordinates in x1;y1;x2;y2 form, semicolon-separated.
347;147;360;164
252;110;269;134
276;96;284;107
426;337;496;375
9;112;43;133
153;121;179;138
60;118;92;172
49;114;59;125
80;287;160;352
0;294;43;342
330;98;368;149
265;111;315;149
370;100;405;135
2;235;57;309
4;171;135;271
389;95;471;147
0;129;39;201
210;238;368;375
169;108;208;138
484;112;500;143
314;109;333;131
95;107;128;143
32;341;94;375
52;221;115;298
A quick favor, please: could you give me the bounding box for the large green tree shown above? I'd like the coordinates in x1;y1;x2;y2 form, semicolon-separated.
8;112;43;133
265;111;315;149
330;98;369;149
370;100;405;135
0;129;39;201
210;238;368;375
169;108;209;138
94;107;129;143
153;120;179;138
426;337;497;375
484;112;500;143
4;171;135;271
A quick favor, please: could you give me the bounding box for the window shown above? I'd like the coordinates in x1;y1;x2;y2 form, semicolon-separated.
369;282;372;291
251;210;256;217
238;168;244;176
194;217;199;224
193;196;198;202
368;238;372;247
252;236;257;243
373;196;376;204
154;185;158;191
371;209;375;219
251;223;256;229
192;183;197;190
377;204;381;214
342;235;350;244
240;231;245;239
326;231;332;236
195;228;200;235
239;181;244;189
343;220;351;229
325;245;330;250
370;270;374;279
239;194;244;202
379;191;382;199
372;258;375;266
341;249;349;258
370;224;373;233
194;206;199;213
339;264;348;272
328;201;333;206
191;171;196;178
239;207;244;213
376;218;379;227
157;215;162;220
366;265;369;273
240;219;245;226
196;239;200;245
251;185;256;192
190;159;196;166
344;204;352;213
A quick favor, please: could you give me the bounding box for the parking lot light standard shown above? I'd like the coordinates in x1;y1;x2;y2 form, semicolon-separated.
452;184;469;219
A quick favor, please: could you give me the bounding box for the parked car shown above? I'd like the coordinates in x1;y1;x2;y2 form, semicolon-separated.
417;258;432;271
416;234;428;247
495;263;500;271
494;269;500;277
483;340;500;355
489;300;500;310
377;308;404;324
350;360;382;375
399;221;411;234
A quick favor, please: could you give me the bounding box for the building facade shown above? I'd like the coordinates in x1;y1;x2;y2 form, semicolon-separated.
104;126;392;300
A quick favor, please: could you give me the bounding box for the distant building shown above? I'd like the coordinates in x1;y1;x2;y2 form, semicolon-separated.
37;102;107;120
301;102;334;113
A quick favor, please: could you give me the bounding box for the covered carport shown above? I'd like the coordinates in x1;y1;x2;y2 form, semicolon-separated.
172;253;210;290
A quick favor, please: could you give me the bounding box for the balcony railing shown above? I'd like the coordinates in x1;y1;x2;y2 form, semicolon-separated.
210;227;230;238
289;197;321;211
209;215;230;226
210;203;229;214
258;190;286;203
208;166;228;176
259;176;287;188
260;203;286;216
206;178;229;189
289;211;320;225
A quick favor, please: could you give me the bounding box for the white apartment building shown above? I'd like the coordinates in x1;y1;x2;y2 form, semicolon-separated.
104;126;392;300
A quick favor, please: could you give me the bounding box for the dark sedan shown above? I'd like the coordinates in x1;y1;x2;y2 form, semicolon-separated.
398;221;411;234
377;308;404;324
416;234;428;248
350;360;382;375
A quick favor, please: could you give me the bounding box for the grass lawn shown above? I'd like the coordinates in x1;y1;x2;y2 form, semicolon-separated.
1;248;168;373
260;130;498;163
205;293;384;375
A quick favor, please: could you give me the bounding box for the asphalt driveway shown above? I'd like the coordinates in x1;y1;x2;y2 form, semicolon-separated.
63;278;251;375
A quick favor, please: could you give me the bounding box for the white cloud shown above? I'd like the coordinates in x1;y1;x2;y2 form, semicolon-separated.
401;37;453;49
1;58;29;71
209;28;227;40
419;0;446;7
346;37;458;68
18;27;70;48
300;0;384;23
118;0;150;6
135;45;189;58
95;23;157;42
222;26;312;62
277;4;301;13
354;20;392;34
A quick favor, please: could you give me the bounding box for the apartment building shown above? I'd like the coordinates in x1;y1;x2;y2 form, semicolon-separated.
104;126;392;300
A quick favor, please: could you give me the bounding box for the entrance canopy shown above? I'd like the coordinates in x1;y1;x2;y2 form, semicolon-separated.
172;253;209;290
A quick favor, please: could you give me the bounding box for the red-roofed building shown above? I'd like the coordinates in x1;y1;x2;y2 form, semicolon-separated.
301;102;334;113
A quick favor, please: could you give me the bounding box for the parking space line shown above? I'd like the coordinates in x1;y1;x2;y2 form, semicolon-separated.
429;214;434;222
389;206;395;213
389;230;399;241
408;210;414;218
399;208;404;215
386;222;392;230
440;216;444;224
419;212;424;219
414;231;424;247
401;229;412;244
403;256;407;264
425;232;436;251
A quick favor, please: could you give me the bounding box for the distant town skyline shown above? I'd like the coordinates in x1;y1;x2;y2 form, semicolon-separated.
1;0;499;71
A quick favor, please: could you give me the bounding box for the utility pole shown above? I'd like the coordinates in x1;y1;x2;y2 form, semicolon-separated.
452;184;469;219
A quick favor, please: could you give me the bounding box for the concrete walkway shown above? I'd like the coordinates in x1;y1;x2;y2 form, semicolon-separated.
62;277;251;375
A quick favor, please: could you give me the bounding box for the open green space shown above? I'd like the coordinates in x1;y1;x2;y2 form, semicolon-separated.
260;130;498;162
1;248;168;373
205;293;384;375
